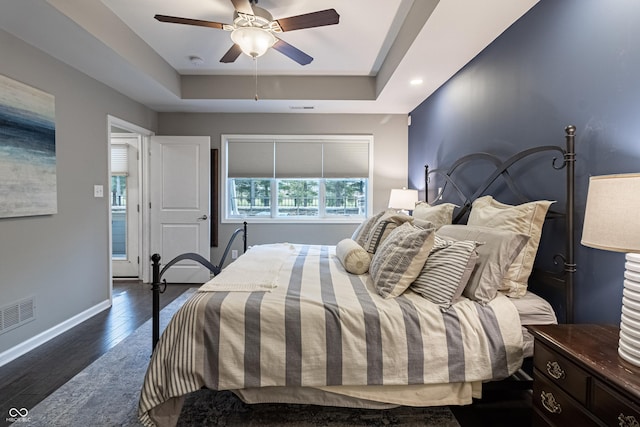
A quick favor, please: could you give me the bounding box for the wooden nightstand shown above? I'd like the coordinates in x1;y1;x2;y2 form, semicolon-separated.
527;324;640;427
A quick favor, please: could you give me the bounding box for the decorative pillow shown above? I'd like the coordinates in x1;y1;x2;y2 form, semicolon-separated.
369;223;435;299
437;225;529;304
412;202;457;229
352;210;387;247
362;212;413;255
411;235;479;308
412;218;435;230
468;196;554;297
335;238;371;275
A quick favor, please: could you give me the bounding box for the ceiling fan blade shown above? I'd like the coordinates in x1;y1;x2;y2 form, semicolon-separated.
276;9;339;32
272;39;313;66
230;0;254;15
220;44;243;63
154;14;224;30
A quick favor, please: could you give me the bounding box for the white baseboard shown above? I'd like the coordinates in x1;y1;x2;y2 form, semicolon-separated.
0;299;112;367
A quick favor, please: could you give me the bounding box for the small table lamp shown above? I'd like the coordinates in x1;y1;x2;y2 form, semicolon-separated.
388;188;419;214
581;173;640;367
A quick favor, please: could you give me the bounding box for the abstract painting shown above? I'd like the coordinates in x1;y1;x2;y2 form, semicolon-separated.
0;74;56;218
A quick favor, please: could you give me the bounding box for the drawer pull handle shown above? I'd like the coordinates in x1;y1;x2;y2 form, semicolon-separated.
541;391;562;414
546;361;565;380
618;413;639;427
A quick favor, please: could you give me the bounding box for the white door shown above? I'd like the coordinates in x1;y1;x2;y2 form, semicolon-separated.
111;134;141;278
150;136;211;283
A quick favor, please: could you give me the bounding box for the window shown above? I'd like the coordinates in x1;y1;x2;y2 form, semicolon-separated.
222;135;372;222
228;178;271;216
110;143;128;258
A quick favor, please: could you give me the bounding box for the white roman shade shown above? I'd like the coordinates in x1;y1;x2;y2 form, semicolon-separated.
275;141;323;178
323;142;369;178
227;141;275;178
111;144;128;175
225;135;371;179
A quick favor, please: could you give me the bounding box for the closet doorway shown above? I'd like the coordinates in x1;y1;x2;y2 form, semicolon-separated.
108;116;152;282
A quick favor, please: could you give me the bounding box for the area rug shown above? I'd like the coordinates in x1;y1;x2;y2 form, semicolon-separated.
24;288;460;427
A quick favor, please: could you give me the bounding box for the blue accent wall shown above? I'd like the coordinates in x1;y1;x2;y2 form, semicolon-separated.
408;0;640;324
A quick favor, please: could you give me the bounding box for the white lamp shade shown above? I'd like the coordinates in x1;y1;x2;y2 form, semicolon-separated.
581;173;640;253
388;188;419;211
231;27;276;58
581;173;640;368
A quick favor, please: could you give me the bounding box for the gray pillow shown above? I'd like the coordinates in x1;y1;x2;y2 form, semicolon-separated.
352;210;387;247
370;223;435;298
362;212;413;254
411;235;479;309
436;225;529;304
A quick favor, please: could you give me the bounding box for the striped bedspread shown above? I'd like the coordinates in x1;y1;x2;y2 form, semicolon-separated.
139;244;523;426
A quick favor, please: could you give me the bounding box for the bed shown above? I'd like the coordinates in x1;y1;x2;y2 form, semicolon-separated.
138;125;577;427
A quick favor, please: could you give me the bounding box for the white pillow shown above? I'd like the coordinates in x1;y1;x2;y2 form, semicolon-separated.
335;238;371;275
468;196;553;297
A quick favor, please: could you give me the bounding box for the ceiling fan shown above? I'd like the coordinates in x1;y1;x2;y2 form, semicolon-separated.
154;0;340;66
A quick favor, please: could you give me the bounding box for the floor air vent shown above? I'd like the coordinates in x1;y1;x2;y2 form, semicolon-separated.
0;296;35;335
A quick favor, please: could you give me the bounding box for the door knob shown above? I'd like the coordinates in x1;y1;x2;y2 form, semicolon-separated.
197;215;208;220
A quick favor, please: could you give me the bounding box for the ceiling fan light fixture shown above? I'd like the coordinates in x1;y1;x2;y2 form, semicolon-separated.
231;26;276;58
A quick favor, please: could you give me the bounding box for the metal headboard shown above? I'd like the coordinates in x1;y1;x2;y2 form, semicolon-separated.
424;125;576;323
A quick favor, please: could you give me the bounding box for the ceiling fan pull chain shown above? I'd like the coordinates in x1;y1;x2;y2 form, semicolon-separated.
254;57;259;101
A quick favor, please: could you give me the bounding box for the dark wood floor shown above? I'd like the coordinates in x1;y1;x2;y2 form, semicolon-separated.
0;281;532;427
0;281;192;427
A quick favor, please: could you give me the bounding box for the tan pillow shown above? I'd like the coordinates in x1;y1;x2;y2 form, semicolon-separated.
335;238;371;275
369;223;435;298
437;225;529;304
412;202;457;229
468;196;554;297
362;212;413;254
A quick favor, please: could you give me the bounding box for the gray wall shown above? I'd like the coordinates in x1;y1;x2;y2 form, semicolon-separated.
408;0;640;324
157;113;409;266
0;29;157;355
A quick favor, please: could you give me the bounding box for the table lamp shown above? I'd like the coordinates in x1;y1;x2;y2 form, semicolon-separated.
581;173;640;367
388;187;418;214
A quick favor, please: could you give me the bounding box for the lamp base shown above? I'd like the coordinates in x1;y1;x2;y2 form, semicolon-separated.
618;253;640;368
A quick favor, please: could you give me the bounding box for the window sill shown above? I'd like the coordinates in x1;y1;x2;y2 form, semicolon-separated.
222;217;364;225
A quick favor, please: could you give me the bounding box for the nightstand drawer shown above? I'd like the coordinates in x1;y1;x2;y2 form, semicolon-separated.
528;325;640;427
592;380;640;427
534;341;589;405
533;371;599;427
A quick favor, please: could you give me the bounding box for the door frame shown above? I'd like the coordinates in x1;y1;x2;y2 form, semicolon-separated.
107;116;154;292
110;132;141;278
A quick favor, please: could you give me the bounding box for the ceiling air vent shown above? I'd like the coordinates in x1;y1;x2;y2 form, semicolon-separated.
0;296;36;335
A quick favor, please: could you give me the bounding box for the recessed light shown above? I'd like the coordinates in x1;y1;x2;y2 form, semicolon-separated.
410;78;423;86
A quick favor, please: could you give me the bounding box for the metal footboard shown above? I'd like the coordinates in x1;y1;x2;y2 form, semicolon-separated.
149;221;248;350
